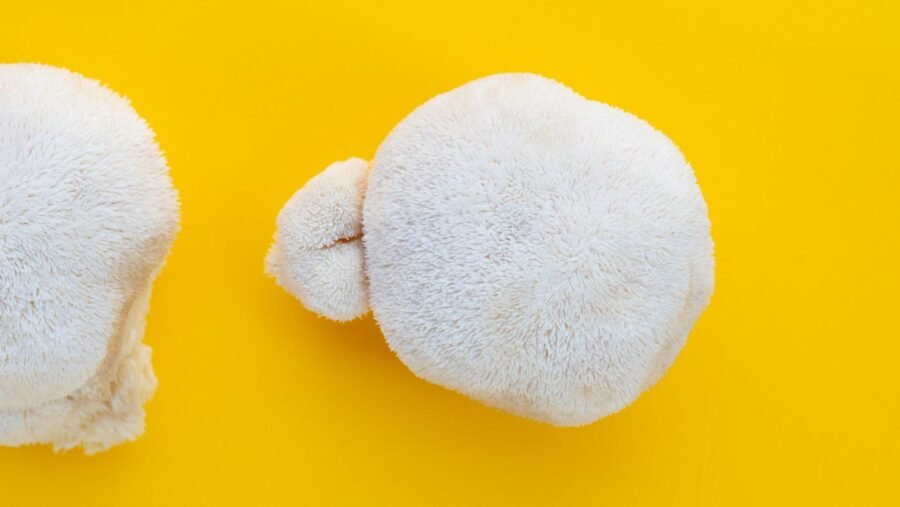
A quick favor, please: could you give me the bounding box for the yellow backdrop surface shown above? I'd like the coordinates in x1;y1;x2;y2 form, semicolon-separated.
1;1;898;505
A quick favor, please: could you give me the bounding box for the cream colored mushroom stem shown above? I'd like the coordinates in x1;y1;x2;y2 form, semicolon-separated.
266;158;371;321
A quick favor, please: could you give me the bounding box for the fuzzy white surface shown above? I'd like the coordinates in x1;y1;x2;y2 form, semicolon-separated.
266;158;369;321
0;64;179;452
272;73;713;426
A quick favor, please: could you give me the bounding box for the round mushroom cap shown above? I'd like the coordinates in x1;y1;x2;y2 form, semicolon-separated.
363;73;713;426
0;64;178;410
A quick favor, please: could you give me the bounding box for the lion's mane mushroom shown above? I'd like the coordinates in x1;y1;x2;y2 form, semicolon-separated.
267;73;713;426
0;64;179;452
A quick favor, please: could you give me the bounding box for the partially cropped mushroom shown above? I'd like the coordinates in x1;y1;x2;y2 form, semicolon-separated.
0;64;179;452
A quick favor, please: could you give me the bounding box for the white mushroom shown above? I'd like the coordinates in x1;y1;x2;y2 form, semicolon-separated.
0;64;179;452
268;73;714;426
266;158;369;321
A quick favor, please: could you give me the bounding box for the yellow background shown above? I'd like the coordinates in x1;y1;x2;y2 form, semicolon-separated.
2;1;899;505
